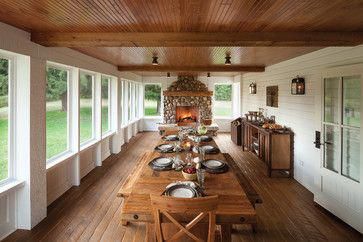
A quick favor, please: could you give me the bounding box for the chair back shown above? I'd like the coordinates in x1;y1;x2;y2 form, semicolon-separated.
150;195;218;242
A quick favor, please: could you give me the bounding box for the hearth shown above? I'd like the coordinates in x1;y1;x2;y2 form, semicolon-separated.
176;106;199;126
163;76;212;124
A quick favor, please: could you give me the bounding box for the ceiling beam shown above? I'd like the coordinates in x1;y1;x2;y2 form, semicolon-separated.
31;32;363;47
117;65;265;72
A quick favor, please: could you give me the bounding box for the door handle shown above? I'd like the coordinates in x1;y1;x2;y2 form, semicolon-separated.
314;131;322;149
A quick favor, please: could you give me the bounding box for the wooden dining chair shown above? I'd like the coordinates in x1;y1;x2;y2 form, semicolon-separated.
150;195;219;242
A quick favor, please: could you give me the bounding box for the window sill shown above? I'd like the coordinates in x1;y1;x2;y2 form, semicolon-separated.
80;139;99;152
46;151;77;171
102;130;116;139
0;180;25;198
143;116;162;119
214;117;233;120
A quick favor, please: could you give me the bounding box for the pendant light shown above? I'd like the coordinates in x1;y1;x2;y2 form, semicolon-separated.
167;72;170;77
207;72;211;78
152;56;159;65
225;55;231;65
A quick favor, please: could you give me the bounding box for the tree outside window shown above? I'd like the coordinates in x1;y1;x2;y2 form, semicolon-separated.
46;66;69;159
144;84;161;116
214;84;232;117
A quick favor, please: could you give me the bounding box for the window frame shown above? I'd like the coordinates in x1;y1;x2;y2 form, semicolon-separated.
79;70;96;148
45;63;73;163
101;75;112;136
213;83;233;118
143;83;162;118
0;52;15;185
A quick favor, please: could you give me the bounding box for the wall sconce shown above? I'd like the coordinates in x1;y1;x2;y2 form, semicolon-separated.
291;76;305;95
249;82;257;94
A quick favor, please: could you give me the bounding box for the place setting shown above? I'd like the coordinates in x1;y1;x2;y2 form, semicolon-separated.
188;135;213;143
192;144;220;154
162;181;204;198
148;156;174;171
162;134;179;141
201;159;229;174
154;143;175;153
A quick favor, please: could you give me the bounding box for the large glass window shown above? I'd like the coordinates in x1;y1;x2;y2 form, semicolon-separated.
79;72;94;144
101;76;110;134
214;84;232;117
0;58;9;181
46;66;69;160
144;84;161;116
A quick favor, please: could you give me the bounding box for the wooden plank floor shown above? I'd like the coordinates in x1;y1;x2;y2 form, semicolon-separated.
3;132;362;242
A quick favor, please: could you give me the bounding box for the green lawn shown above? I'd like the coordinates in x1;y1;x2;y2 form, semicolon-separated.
0;106;109;181
0;117;8;180
213;101;232;117
144;100;159;116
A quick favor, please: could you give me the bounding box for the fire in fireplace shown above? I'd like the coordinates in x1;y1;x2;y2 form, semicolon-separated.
176;106;199;126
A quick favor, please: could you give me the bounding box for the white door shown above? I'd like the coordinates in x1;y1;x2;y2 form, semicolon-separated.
315;64;363;233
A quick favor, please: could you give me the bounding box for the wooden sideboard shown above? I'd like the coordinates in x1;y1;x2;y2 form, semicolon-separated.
241;119;294;177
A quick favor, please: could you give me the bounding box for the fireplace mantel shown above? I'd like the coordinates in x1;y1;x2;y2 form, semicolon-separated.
163;91;213;97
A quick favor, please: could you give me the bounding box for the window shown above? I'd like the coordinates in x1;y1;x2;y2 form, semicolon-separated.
144;84;161;116
79;72;94;144
135;84;139;118
46;66;69;160
323;75;361;182
0;58;9;181
214;84;232;117
128;82;131;121
101;76;110;134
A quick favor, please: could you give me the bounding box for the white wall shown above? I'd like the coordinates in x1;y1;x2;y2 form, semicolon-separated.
0;22;142;239
141;75;240;132
241;45;363;193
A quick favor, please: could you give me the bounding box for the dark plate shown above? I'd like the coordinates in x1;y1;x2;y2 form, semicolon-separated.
193;145;220;154
202;159;226;170
154;143;175;153
150;157;173;167
200;135;213;142
163;135;179;141
165;184;197;198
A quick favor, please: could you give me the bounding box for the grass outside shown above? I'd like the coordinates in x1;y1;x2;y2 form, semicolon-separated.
0;100;110;181
213;101;232;117
144;99;159;116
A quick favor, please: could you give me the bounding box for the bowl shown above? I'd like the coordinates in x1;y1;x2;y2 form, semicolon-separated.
182;170;197;181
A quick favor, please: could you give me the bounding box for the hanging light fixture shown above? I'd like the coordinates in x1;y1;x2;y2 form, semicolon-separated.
152;56;159;65
225;55;231;65
207;72;211;77
167;72;170;77
249;82;257;94
291;76;305;95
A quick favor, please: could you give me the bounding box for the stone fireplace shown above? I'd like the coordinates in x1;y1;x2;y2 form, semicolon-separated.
163;76;213;124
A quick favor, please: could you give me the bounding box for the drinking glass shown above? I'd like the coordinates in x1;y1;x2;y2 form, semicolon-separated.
185;153;193;166
200;147;206;161
197;169;206;189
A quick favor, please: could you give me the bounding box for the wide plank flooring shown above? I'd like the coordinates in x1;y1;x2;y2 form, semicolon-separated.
3;132;362;242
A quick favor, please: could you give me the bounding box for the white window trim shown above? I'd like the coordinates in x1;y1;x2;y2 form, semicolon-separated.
101;75;112;135
45;63;73;163
213;83;233;119
79;70;97;148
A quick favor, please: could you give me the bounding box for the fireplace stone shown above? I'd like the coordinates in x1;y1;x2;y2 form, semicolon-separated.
163;76;212;124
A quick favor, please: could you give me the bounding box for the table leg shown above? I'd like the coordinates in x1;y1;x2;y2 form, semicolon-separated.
221;224;232;242
146;223;156;242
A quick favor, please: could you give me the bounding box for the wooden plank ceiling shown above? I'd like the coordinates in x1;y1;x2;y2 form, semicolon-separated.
1;0;363;75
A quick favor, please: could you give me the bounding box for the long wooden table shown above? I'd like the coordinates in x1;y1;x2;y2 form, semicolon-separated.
117;137;257;241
